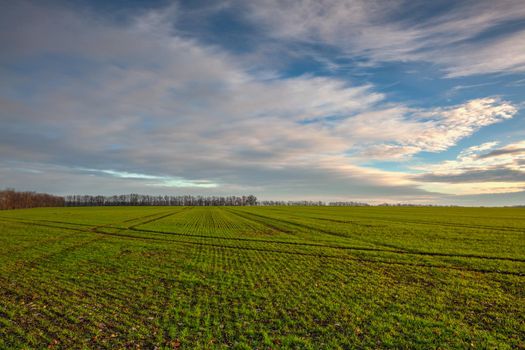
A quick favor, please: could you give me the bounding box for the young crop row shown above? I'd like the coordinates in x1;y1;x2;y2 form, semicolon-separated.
0;206;524;349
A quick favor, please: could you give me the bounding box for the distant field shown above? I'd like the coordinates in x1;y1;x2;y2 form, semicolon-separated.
0;206;524;349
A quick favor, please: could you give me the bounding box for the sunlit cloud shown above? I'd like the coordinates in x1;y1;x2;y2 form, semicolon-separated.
338;98;517;160
81;168;218;188
243;0;525;76
0;1;524;204
413;141;525;195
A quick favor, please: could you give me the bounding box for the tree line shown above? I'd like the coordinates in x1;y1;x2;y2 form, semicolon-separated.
0;189;65;210
259;200;325;206
65;197;372;207
64;194;258;207
1;189;379;210
328;201;370;206
258;200;370;206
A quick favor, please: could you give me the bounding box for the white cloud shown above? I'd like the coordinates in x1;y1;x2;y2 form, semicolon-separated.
337;98;517;159
457;141;500;159
243;0;525;76
0;1;521;201
0;1;396;195
413;140;525;194
440;29;525;77
77;168;218;188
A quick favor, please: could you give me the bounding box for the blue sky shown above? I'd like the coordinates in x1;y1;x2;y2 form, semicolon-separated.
1;0;525;205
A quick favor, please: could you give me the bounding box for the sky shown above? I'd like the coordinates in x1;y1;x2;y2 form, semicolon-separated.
1;0;525;205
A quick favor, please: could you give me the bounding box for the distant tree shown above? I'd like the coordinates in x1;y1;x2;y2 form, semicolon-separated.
63;194;259;207
0;189;65;210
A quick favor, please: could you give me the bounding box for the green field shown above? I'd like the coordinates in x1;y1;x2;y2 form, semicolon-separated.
0;206;524;349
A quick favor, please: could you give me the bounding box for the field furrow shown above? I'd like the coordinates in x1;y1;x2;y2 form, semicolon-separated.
1;206;524;349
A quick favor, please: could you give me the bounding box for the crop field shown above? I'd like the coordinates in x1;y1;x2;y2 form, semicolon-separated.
0;206;524;349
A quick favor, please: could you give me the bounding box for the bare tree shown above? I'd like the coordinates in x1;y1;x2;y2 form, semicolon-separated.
64;194;259;207
0;189;65;210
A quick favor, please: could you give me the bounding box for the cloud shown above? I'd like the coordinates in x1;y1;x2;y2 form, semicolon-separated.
0;1;521;202
418;169;525;183
478;144;525;159
78;168;218;188
414;141;525;194
438;29;525;77
0;162;222;195
242;0;525;76
0;1;406;198
337;98;517;159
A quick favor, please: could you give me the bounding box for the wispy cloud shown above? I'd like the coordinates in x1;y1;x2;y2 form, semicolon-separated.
79;168;218;188
413;141;525;194
337;98;517;159
0;1;523;203
242;0;525;77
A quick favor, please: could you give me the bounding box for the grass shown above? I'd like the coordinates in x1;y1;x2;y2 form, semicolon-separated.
0;206;524;349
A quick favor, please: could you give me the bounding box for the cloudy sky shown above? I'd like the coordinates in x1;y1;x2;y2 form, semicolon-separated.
1;0;525;205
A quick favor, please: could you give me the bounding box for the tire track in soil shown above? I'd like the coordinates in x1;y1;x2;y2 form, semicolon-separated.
4;215;524;264
227;208;525;263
